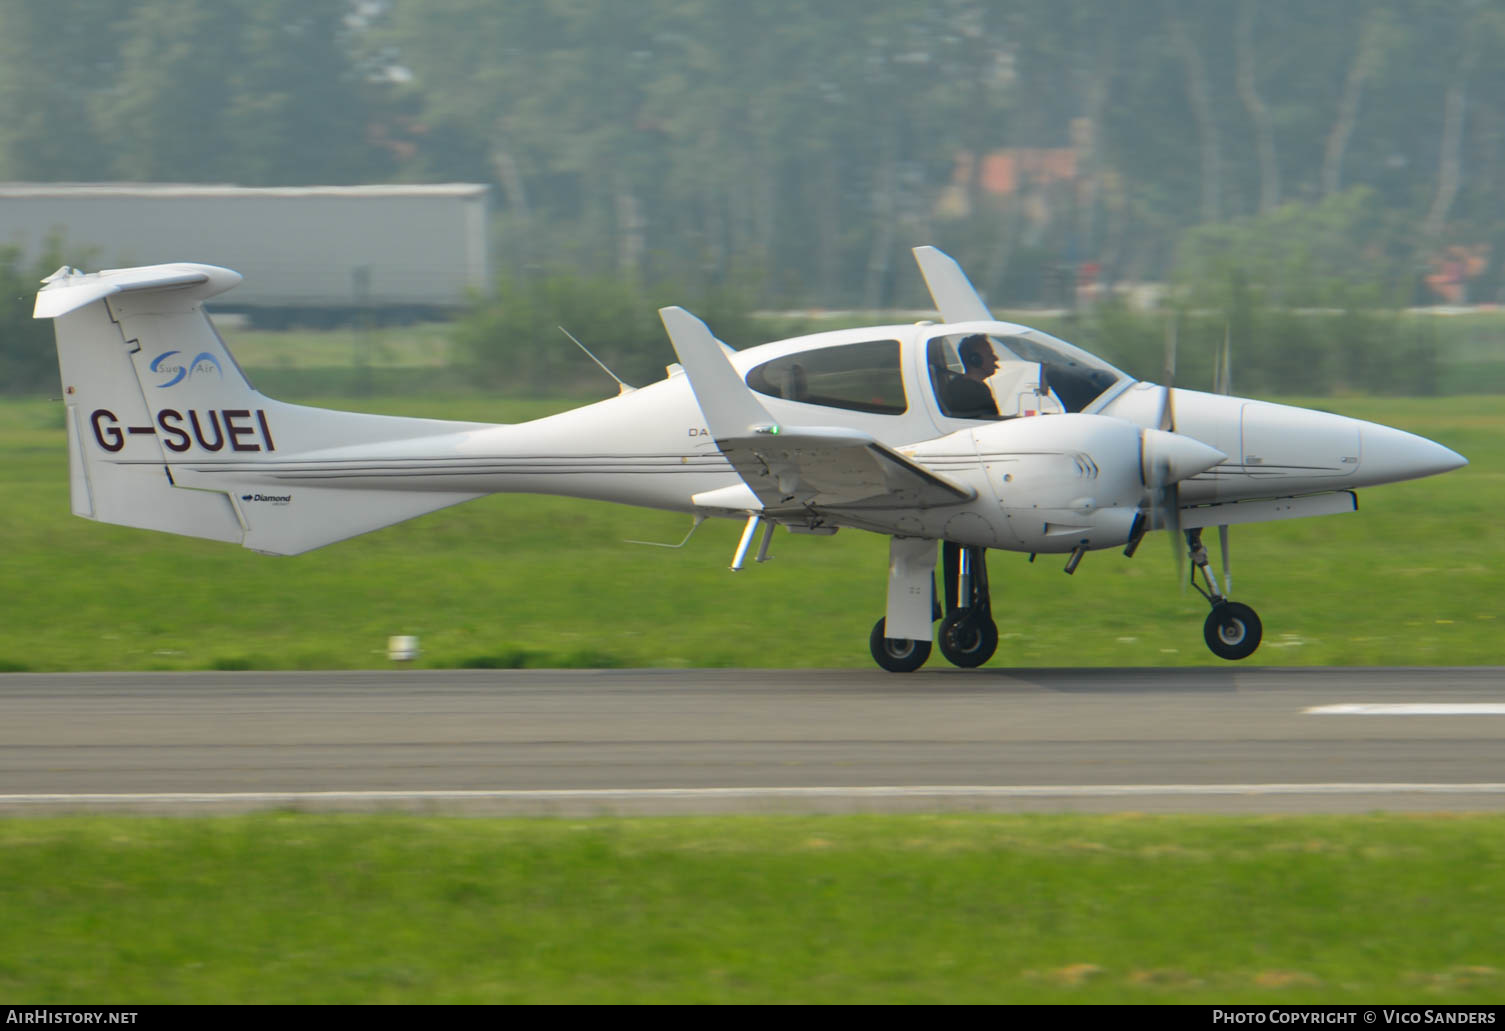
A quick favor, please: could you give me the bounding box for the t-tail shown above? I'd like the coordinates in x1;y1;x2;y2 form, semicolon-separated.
35;263;492;555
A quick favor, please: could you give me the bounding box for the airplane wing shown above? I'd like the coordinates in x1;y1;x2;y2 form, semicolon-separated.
658;307;974;512
708;427;974;511
912;246;993;323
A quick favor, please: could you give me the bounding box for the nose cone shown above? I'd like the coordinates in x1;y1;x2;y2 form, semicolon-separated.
1359;423;1468;486
1141;428;1227;487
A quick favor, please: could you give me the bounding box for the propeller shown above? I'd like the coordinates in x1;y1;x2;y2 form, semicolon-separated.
1213;322;1232;594
1159;310;1178;431
1133;311;1233;594
1213;322;1232;396
1152;311;1184;583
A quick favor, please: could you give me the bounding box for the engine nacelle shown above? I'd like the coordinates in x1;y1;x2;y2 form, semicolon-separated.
910;414;1224;554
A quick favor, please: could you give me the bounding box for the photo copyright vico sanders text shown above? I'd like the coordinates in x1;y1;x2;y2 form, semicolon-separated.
1214;1013;1495;1025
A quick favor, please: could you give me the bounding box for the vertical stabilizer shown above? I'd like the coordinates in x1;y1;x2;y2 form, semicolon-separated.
912;246;994;324
42;268;246;543
36;264;493;554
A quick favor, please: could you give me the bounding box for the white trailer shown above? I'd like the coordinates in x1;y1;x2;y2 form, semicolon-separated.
0;182;490;322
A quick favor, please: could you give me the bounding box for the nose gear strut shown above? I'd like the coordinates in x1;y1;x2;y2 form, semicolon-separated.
1186;528;1262;660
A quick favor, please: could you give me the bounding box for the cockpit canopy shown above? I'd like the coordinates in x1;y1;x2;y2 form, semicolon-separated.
737;321;1131;428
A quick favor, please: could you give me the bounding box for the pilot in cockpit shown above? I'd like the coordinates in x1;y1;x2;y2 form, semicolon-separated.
943;334;1001;419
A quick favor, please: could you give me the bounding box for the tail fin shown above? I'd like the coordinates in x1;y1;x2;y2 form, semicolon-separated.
36;263;490;555
911;246;993;324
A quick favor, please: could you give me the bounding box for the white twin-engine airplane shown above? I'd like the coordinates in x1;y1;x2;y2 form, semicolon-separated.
35;247;1466;672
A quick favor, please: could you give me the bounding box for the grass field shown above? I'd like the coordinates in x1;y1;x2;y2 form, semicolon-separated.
0;393;1497;671
1;812;1502;1004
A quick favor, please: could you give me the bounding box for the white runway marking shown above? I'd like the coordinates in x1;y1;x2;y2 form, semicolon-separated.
1306;703;1505;715
4;784;1505;808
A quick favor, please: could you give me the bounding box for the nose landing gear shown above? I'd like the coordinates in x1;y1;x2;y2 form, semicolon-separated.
1205;601;1261;660
1186;528;1262;660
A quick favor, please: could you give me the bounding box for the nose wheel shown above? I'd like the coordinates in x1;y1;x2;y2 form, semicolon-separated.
1204;601;1262;660
1186;528;1262;660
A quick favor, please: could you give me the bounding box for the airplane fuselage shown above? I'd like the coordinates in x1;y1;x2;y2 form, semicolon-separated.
148;319;1463;555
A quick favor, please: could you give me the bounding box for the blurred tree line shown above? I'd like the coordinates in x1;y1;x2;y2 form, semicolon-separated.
0;245;61;393
3;0;1504;395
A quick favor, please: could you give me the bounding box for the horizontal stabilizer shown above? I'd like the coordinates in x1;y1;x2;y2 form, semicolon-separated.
35;263;242;318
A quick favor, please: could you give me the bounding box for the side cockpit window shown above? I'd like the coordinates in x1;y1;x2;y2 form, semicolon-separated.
929;336;1002;419
746;339;907;415
927;330;1127;419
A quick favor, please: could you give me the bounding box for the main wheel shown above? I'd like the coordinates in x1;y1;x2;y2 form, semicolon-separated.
869;618;932;673
938;609;998;668
1203;602;1262;661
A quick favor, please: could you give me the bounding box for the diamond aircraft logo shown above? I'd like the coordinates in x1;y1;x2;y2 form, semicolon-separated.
150;350;222;388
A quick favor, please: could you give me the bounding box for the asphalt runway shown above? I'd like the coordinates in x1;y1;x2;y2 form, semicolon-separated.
2;667;1504;814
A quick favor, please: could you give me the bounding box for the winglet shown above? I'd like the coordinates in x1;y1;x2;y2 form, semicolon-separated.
912;246;993;324
658;306;777;440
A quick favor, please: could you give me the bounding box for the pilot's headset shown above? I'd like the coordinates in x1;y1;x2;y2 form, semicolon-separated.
959;335;992;373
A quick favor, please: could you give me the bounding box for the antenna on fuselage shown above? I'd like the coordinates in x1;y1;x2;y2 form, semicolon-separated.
625;515;706;549
559;326;634;395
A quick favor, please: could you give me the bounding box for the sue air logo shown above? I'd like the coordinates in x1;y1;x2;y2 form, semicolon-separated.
150;350;222;388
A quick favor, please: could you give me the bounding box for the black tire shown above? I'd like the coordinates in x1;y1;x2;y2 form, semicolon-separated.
1203;602;1262;661
938;609;999;668
869;618;932;673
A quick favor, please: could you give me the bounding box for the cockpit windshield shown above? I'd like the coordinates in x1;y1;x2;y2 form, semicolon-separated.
926;327;1128;420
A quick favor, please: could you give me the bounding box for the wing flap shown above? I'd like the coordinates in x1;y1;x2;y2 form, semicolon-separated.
715;434;972;509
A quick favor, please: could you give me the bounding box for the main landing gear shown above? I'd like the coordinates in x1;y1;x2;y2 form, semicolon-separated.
868;542;998;673
939;542;997;668
1186;528;1262;660
869;619;931;673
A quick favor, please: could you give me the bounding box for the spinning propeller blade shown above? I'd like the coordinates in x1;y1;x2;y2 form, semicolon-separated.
1213;323;1233;396
1157;311;1183;582
1213;323;1233;596
1139;427;1224;589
